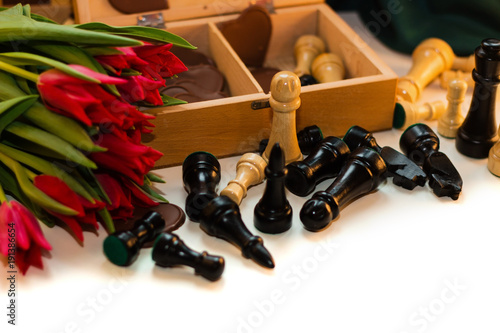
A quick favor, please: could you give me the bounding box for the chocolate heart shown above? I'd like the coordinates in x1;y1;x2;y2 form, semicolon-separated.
219;5;272;68
171;47;216;67
165;65;225;92
250;67;280;93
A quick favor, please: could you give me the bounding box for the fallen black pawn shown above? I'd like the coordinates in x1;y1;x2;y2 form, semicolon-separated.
343;125;427;190
400;123;463;200
152;233;225;282
300;147;387;232
103;211;165;266
286;136;350;196
200;195;275;269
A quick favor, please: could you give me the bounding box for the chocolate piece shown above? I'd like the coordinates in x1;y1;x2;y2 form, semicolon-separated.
113;203;186;248
171;47;216;67
164;65;225;93
108;0;169;14
250;67;280;93
162;80;228;102
219;5;272;67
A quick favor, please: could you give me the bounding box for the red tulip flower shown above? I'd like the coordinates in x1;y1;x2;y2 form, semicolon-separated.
33;175;105;242
94;47;149;76
90;132;163;186
95;173;158;221
0;200;52;274
38;64;155;131
133;43;188;80
95;43;187;106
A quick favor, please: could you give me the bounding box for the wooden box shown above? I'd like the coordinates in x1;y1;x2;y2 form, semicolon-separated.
73;0;398;167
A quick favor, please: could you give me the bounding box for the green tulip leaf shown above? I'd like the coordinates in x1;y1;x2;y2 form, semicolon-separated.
0;52;100;82
0;13;142;46
74;23;196;49
0;95;38;135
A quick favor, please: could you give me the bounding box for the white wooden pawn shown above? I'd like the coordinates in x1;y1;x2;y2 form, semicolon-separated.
438;79;467;138
397;38;455;103
263;71;303;164
487;126;500;177
396;100;446;130
220;153;267;205
293;35;325;77
311;52;345;83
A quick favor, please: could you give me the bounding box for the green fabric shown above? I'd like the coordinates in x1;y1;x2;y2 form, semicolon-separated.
328;0;500;56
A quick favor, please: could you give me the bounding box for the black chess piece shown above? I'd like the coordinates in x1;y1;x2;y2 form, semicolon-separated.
259;125;324;155
400;123;463;200
299;74;318;87
456;38;500;158
254;143;292;234
182;151;221;222
200;195;275;269
103;211;165;266
285;136;350;197
300;147;387;232
152;233;225;282
343;125;427;190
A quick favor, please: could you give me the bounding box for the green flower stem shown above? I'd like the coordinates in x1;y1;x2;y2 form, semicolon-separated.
0;142;95;203
0;151;78;216
0;60;38;82
6;121;97;169
0;183;7;203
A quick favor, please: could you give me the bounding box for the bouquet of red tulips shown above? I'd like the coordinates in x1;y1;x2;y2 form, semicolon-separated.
0;4;193;274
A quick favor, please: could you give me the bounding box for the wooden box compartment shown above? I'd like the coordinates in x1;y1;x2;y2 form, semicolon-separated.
73;1;398;167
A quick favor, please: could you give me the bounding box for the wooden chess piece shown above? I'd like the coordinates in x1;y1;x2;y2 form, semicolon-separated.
343;125;426;190
294;35;326;77
456;38;500;159
286;136;350;197
311;53;345;83
393;100;446;130
487;126;500;177
254;143;292;234
182;151;221;222
103;212;165;266
397;38;455;103
400;123;462;200
152;233;225;282
439;70;473;90
220;153;267;205
452;54;475;73
438;79;467;138
259;125;324;156
200;195;275;269
299;147;387;232
263;71;303;164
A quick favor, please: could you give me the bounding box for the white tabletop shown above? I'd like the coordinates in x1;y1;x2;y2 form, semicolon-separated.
4;12;500;333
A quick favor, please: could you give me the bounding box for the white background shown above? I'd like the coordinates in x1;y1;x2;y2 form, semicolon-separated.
2;12;500;333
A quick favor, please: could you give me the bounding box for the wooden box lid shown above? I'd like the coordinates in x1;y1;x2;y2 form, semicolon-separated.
73;0;323;25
